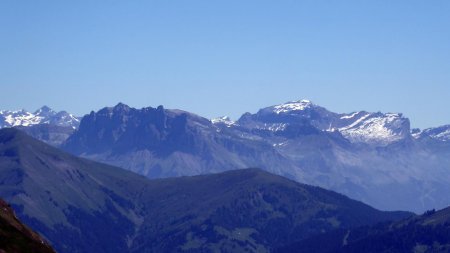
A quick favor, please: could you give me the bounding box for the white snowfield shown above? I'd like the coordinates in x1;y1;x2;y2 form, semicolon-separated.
415;125;450;142
432;128;450;141
2;110;42;127
218;99;411;146
209;99;450;212
0;107;80;129
211;116;236;127
338;112;409;145
272;99;312;114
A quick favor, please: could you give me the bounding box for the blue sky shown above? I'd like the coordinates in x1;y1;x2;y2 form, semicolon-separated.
1;1;449;128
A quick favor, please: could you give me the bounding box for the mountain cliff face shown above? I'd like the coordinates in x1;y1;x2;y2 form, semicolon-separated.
0;198;56;253
63;103;301;179
235;99;411;146
0;128;410;253
219;101;450;213
415;125;450;142
61;101;450;213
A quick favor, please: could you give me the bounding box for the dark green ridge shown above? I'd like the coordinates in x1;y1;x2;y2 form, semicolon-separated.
0;128;412;253
275;207;450;253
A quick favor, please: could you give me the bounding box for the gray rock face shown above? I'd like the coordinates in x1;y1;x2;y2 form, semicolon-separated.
63;103;300;179
61;101;450;213
223;100;450;212
237;100;411;146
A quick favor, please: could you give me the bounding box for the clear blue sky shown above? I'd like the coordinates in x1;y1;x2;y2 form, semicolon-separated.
1;1;449;129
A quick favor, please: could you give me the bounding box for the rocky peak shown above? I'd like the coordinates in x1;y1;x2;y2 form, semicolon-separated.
113;102;131;113
271;99;314;114
417;125;450;142
34;105;54;116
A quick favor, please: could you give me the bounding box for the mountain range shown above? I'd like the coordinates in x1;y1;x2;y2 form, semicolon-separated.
0;106;79;129
215;100;450;212
0;106;80;146
0;128;411;253
2;101;450;212
62;103;299;179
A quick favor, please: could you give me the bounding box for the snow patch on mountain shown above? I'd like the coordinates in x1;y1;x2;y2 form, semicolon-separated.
232;99;412;146
431;129;450;141
272;100;312;114
339;113;371;129
211;116;236;127
1;110;43;127
418;125;450;142
0;106;80;129
338;113;410;145
340;112;360;120
267;123;288;132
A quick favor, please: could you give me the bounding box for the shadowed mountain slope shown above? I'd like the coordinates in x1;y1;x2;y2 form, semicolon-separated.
0;128;412;252
0;128;150;253
0;198;56;253
276;207;450;253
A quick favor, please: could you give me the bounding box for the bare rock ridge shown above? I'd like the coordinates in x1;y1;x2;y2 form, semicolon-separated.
2;101;450;212
0;198;56;253
61;101;450;212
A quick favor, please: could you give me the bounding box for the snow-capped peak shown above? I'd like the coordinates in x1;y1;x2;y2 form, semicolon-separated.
0;106;80;129
417;125;450;142
2;110;43;127
211;116;236;127
272;99;313;114
337;112;410;145
34;105;55;115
